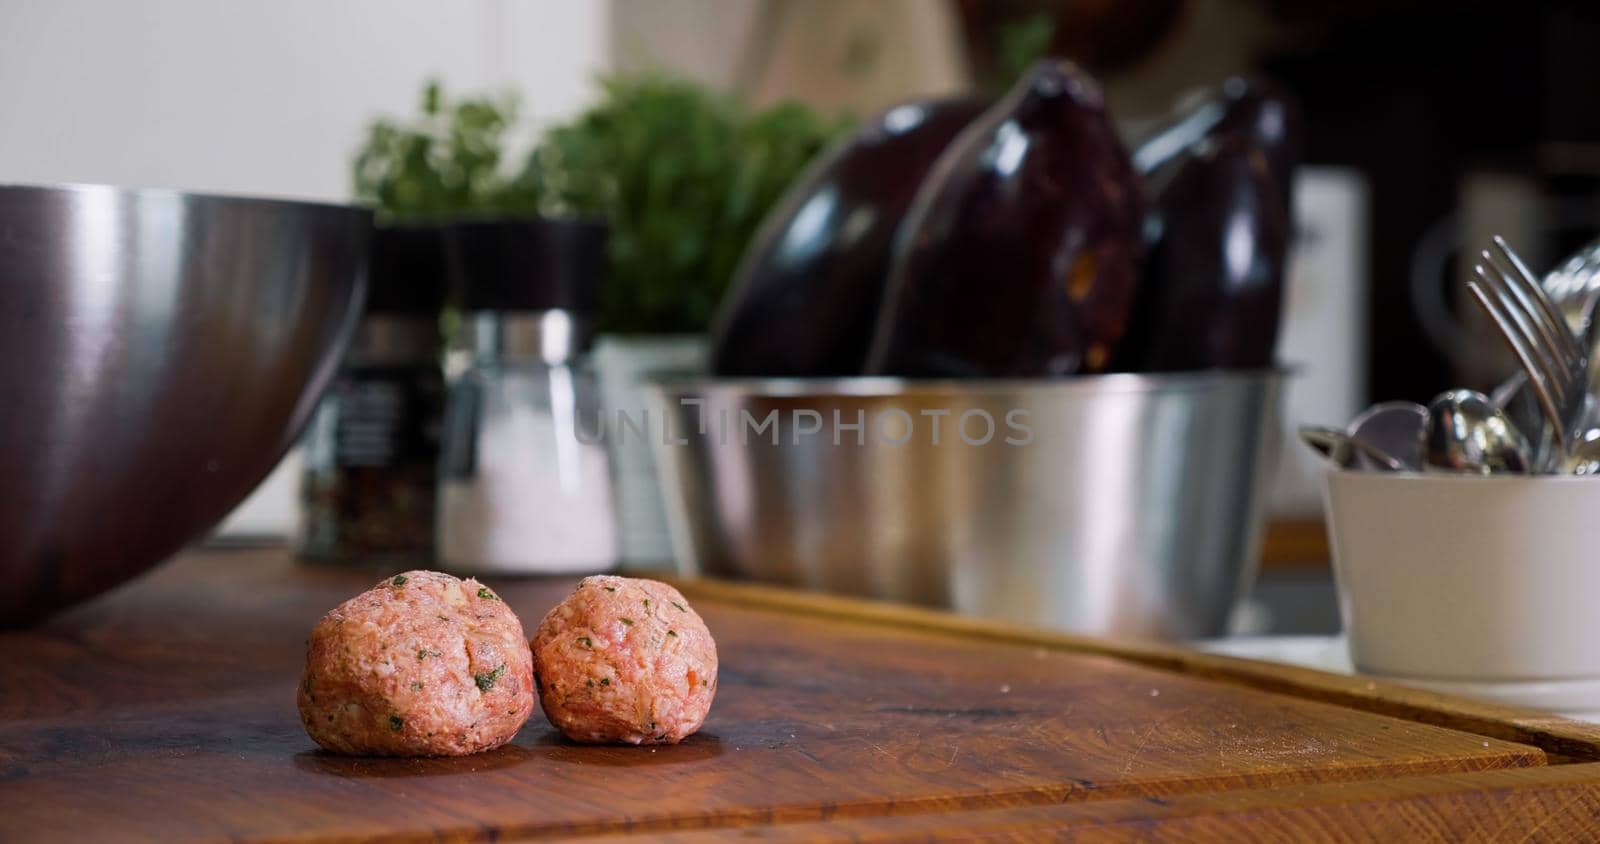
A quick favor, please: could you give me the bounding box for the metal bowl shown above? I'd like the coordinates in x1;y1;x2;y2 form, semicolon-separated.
649;372;1283;639
0;183;370;626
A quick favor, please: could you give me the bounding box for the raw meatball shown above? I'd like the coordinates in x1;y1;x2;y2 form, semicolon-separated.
298;570;534;756
532;576;717;744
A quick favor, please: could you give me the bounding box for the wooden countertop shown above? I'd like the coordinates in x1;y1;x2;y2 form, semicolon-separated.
4;547;1600;841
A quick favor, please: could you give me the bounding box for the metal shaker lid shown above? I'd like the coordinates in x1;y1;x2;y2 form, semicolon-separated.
367;224;451;315
449;217;607;314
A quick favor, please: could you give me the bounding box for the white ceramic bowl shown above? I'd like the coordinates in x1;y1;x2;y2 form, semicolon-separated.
1325;470;1600;704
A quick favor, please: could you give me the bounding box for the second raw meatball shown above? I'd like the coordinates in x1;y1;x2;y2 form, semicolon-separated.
532;576;718;744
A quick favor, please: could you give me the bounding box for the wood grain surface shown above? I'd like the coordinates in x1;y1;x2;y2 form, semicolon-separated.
670;574;1600;763
1259;518;1331;570
0;547;1578;842
586;764;1600;842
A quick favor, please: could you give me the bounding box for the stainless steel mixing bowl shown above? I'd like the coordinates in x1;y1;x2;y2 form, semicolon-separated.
0;183;370;626
649;372;1283;639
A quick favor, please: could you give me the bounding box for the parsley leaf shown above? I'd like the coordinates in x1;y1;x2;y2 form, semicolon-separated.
475;663;506;692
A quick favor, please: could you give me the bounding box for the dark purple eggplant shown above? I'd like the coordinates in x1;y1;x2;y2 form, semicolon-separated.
709;98;988;377
866;60;1145;377
1132;76;1302;208
1119;133;1291;371
1117;76;1302;372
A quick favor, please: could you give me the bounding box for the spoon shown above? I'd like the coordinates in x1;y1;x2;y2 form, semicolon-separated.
1423;389;1533;474
1298;426;1408;472
1346;401;1427;471
1564;428;1600;475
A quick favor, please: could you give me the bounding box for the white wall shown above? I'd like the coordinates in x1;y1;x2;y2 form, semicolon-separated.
0;0;611;536
0;0;610;201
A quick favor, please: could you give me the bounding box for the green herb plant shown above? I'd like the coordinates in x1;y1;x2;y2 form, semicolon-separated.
993;13;1057;92
511;76;848;334
353;76;846;334
352;81;521;223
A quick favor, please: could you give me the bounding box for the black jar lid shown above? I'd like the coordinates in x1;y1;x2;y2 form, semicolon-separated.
367;224;451;315
449;217;607;314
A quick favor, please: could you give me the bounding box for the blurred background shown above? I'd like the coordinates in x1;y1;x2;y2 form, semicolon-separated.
8;0;1600;635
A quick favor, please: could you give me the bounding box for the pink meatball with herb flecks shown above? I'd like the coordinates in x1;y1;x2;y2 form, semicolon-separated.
298;571;534;756
531;576;717;744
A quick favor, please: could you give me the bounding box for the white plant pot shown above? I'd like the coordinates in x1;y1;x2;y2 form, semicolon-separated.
594;334;709;568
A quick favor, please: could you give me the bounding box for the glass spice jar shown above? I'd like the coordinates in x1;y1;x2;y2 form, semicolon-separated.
295;225;449;568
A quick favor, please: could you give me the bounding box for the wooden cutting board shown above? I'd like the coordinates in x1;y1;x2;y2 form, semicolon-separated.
5;548;1600;841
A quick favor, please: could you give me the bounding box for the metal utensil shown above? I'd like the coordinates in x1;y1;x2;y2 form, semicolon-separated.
1543;235;1600;336
1549;241;1600;400
1490;237;1600;469
1423;388;1533;474
1298;426;1408;472
1346;401;1427;471
1565;428;1600;476
0;183;370;626
650;371;1283;640
1466;236;1588;462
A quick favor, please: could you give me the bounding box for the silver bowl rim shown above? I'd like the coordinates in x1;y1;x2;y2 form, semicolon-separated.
648;368;1291;399
0;181;370;217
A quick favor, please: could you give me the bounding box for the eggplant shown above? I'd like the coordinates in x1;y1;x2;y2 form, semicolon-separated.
1118;77;1302;372
1133;76;1302;209
1120;133;1291;371
709;98;988;377
866;60;1146;377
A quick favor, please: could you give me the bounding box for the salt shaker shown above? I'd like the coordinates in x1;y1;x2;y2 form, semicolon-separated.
438;218;617;574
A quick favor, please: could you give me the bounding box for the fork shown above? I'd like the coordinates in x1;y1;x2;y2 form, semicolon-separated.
1487;237;1600;469
1465;236;1589;465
